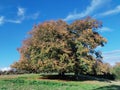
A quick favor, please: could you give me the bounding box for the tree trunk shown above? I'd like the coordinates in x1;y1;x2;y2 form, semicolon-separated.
75;70;79;80
58;72;65;76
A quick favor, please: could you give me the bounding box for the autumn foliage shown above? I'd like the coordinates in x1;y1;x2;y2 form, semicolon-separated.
11;17;110;75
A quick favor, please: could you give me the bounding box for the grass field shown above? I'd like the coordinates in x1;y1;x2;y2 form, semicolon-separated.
0;74;119;90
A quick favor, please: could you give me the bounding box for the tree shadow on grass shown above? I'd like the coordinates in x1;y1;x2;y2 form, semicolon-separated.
40;75;77;81
93;85;120;90
40;74;113;82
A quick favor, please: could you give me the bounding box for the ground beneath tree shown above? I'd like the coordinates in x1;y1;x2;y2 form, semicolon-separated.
0;74;119;90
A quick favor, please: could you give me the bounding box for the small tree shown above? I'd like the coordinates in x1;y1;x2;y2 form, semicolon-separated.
11;17;108;76
112;62;120;80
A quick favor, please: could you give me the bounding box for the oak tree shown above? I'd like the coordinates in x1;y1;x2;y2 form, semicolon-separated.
11;17;108;76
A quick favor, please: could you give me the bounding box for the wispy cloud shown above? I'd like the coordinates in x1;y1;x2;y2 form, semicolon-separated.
0;7;40;25
6;19;22;24
98;27;112;32
27;12;40;20
99;5;120;16
63;0;109;21
0;16;4;25
12;7;25;23
17;7;25;16
103;50;120;65
103;50;120;56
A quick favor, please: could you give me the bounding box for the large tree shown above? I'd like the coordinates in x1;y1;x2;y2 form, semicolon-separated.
11;17;108;75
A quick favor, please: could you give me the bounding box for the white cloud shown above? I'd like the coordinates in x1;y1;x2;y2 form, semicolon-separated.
99;5;120;16
0;7;40;25
98;27;112;32
63;0;109;21
6;19;21;24
0;67;12;72
0;16;5;25
103;50;120;56
103;50;120;65
17;7;25;16
0;7;25;24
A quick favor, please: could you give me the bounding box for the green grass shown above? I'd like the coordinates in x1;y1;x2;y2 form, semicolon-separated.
0;74;119;90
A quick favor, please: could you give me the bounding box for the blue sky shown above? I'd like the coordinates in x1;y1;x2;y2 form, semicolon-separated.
0;0;120;70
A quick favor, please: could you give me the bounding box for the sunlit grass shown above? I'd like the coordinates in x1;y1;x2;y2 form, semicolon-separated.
0;74;119;90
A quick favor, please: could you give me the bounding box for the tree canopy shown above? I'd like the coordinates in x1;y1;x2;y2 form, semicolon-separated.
11;17;109;75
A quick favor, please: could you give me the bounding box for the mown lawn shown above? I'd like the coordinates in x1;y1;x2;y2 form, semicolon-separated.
0;74;119;90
